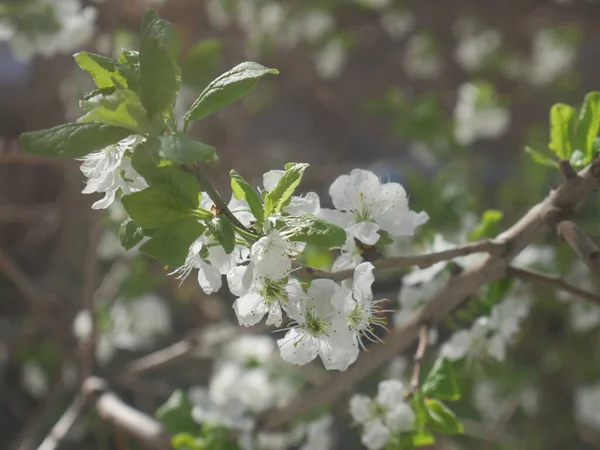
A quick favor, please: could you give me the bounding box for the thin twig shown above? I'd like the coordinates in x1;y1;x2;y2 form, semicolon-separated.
36;394;87;450
184;163;256;237
556;220;600;279
508;266;600;306
409;324;429;394
257;155;600;430
81;220;101;379
0;248;55;307
83;378;172;450
296;239;507;282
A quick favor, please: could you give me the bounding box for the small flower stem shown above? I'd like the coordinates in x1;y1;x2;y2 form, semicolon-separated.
183;119;190;134
185;163;258;242
409;323;429;395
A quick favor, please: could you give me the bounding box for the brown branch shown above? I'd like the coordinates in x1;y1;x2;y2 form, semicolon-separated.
81;220;101;379
257;155;600;430
508;266;600;306
556;220;600;279
83;378;172;450
296;239;507;282
0;248;56;307
559;159;578;182
409;324;429;394
36;394;87;450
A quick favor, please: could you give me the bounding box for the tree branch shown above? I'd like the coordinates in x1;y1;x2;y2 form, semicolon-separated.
409;324;429;394
556;220;600;279
83;378;172;450
36;394;87;450
257;156;600;430
296;239;507;282
508;266;600;306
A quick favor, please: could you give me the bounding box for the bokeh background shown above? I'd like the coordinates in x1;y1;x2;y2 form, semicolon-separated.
2;0;600;449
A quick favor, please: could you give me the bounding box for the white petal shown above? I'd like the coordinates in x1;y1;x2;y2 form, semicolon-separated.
227;265;251;297
278;329;319;365
384;403;415;432
347;221;380;245
440;330;472;361
318;208;355;230
376;380;405;407
285;191;321;216
265;303;283;327
233;292;268;326
352;262;375;305
197;261;222;294
318;332;359;371
262;170;285;192
349;395;373;423
328;173;354;211
361;419;390;450
91;189;117;210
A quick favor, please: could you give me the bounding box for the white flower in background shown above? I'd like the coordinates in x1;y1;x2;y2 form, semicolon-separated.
313;38;347;79
403;34;442;79
356;0;391;10
278;279;358;370
576;383;600;431
205;0;231;29
108;294;171;350
259;2;285;38
21;361;49;398
299;415;333;450
454;82;510;146
189;386;254;431
301;10;334;43
512;245;556;269
380;10;415;40
441;296;529;362
80;136;147;210
321;169;428;246
455;28;501;72
350;379;415;450
72;310;116;365
256;432;291;450
571;302;600;332
223;334;275;366
336;262;390;347
528;29;576;86
2;0;97;62
332;236;364;271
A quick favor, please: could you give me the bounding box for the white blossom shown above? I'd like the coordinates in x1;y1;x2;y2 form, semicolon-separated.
576;383;600;431
455;27;502;72
277;279;358;370
528;29;576;86
222;334;275;366
380;11;415;40
332;236;364;271
300;415;333;450
321;169;428;246
361;420;391;450
301;10;334;43
403;34;442;80
189;386;254;431
313;38;347;79
21;362;49;398
262;170;320;216
80;136;147;209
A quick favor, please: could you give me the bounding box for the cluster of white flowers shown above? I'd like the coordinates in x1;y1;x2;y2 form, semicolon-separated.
350;379;415;450
454;19;502;72
527;29;577;87
454;82;510;146
402;34;442;80
441;296;530;362
0;0;97;62
72;293;171;365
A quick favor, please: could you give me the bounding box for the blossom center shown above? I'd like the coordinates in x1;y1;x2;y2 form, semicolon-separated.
260;277;288;303
304;307;329;336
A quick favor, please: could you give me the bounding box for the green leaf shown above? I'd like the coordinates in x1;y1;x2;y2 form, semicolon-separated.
140;218;205;266
182;39;222;91
470;209;503;241
131;141;202;203
524;146;559;168
281;215;346;248
424;398;464;435
156;133;216;164
549;103;576;159
412;429;435;447
121;184;199;229
206;216;236;254
172;433;203;450
575;92;600;161
74;51;127;89
139;9;181;118
118;219;144;250
78;89;149;134
422;358;461;401
570;149;587;169
118;49;140;92
410;390;429;430
264;163;308;217
156;390;197;436
20;122;131;158
184;61;278;122
230;170;264;224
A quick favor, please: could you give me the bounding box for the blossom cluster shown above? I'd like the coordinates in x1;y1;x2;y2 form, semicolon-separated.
79;138;428;371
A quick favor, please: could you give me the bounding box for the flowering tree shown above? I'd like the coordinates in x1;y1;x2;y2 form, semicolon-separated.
5;2;600;450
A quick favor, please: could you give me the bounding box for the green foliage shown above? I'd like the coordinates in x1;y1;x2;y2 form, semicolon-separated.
470;209;503;241
230;170;265;225
140;217;205;267
575;92;600;161
74;51;128;89
156;133;217;165
182;39;223;91
424;398;464;435
524;146;559;168
156;390;198;436
549;103;576;159
184;62;279;122
78;89;150;134
263;163;309;218
139;9;181;118
281;215;346;248
20;122;132;158
422;358;461;401
206;216;236;254
118;218;144;250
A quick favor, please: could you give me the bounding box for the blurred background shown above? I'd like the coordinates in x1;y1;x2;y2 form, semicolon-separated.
2;0;600;449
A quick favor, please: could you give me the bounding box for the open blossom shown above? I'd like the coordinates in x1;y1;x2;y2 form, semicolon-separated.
80;136;147;209
350;379;415;450
320;169;428;246
263;170;320;216
335;262;389;348
277;279;358;371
